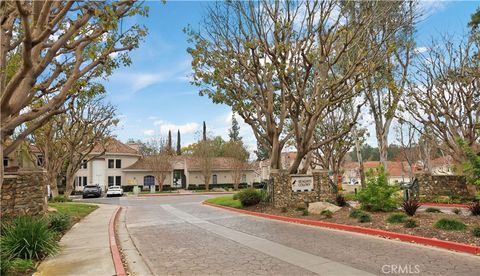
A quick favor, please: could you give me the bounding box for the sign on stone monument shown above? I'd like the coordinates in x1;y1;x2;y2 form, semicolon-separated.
291;175;314;192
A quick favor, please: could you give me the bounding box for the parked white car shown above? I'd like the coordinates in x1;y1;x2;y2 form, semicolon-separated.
106;186;124;197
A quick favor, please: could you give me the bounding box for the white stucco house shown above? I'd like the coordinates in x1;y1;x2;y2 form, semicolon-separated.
74;138;256;192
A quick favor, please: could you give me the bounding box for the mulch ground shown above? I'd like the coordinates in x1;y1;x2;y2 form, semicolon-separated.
245;203;480;246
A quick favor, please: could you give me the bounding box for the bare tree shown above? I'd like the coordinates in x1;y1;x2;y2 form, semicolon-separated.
361;1;417;170
0;1;147;187
187;1;407;173
144;136;173;192
62;96;117;198
405;37;480;165
194;140;214;190
223;141;249;190
31;116;68;197
313;105;362;185
394;119;420;179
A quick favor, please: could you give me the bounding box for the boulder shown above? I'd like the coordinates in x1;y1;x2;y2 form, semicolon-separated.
308;201;341;215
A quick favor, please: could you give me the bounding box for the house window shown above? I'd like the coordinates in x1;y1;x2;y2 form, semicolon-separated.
36;154;44;166
3;157;8;167
144;175;155;186
81;160;87;169
212;174;217;185
77;176;87;187
115;176;121;186
115;159;121;169
108;176;114;187
241;174;247;183
108;159;114;168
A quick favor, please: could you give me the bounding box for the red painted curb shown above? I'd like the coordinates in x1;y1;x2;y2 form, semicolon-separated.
137;192;234;197
203;202;480;255
109;207;126;276
421;203;470;208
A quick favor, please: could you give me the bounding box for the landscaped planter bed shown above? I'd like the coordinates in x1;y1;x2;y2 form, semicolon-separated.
243;203;480;246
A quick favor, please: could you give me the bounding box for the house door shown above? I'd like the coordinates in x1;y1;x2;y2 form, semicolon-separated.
173;170;186;189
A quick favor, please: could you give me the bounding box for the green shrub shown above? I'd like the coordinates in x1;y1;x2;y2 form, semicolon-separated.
452;208;462;215
232;193;239;200
357;166;398;211
349;209;365;219
1;216;59;260
301;210;309;216
296;206;306;211
235;188;262;207
472;227;480;237
404;219;417;228
259;189;270;202
49;196;72;203
281;207;287;213
433;218;467;231
343;193;357;201
357;213;371;223
0;253;11;275
425;207;442;213
320;210;333;218
10;258;35;274
48;213;71;233
386;213;407;223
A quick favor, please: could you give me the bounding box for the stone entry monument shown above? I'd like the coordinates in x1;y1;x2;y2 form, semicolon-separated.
1;168;48;216
270;169;335;208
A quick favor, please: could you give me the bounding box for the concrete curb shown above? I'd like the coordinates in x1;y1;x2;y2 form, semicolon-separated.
109;207;127;276
421;203;470;208
138;192;234;197
203;202;480;255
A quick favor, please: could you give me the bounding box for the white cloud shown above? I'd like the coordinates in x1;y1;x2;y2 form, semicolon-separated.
418;1;448;19
143;129;155;136
110;59;192;93
153;120;199;134
415;47;428;54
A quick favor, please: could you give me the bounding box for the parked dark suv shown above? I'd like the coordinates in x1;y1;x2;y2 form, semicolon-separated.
82;185;102;198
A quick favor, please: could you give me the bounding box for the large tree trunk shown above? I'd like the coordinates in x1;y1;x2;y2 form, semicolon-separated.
352;125;366;188
299;151;313;174
270;137;282;170
377;130;389;171
0;142;4;192
289;148;305;174
47;171;59;197
204;176;211;191
64;174;75;199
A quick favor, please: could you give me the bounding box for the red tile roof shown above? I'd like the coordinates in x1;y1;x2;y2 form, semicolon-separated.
91;138;139;155
124;156;254;171
343;161;421;177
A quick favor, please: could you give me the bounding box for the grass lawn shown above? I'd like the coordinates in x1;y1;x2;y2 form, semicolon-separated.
206;195;242;209
48;202;98;224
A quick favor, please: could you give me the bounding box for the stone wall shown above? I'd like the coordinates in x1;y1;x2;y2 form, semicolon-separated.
1;169;48;217
271;169;334;208
417;173;471;197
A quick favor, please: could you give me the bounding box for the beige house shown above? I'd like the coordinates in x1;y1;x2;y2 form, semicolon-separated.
74;139;256;191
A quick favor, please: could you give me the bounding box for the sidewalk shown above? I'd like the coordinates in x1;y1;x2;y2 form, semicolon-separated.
34;204;118;276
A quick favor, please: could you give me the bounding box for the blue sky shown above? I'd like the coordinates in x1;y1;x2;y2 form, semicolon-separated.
104;1;479;151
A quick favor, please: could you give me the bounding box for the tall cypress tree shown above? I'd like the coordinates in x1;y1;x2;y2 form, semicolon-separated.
202;121;207;141
228;113;242;141
168;130;172;153
176;130;181;155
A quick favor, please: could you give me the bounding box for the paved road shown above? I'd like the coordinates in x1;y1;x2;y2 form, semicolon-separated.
80;195;480;275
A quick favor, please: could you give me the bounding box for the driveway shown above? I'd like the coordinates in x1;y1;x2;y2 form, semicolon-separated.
84;195;480;275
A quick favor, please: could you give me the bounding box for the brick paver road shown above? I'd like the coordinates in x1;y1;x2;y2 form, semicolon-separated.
112;195;480;275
